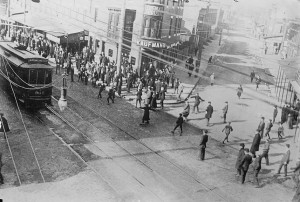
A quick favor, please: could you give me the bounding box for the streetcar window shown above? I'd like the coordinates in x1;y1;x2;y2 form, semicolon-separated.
45;70;51;84
37;69;45;84
29;69;38;84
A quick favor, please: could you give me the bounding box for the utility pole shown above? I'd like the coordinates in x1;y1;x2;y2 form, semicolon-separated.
137;0;146;76
116;0;126;75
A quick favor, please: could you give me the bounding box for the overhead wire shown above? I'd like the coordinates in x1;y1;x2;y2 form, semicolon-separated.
1;55;46;183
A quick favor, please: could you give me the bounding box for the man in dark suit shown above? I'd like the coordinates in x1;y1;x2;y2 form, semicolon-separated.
205;102;213;126
277;144;291;177
171;113;184;135
235;143;245;176
250;130;261;158
257;117;265;138
0;113;10;139
252;154;263;187
198;130;208;161
239;148;253;184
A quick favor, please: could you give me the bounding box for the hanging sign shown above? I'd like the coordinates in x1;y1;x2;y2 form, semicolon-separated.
144;5;163;16
137;40;166;48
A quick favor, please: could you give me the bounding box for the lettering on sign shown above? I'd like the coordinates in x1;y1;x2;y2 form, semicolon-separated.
144;5;163;16
137;40;166;48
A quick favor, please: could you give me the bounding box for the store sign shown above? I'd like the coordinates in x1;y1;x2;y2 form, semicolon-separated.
46;33;60;44
144;5;163;16
137;40;166;48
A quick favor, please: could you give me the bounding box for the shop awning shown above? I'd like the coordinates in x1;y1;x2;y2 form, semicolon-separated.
9;13;83;43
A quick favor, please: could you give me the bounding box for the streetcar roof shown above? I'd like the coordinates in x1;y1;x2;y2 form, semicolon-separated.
0;41;51;68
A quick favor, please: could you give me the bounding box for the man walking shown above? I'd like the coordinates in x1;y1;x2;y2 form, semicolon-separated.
252;154;262;187
236;143;245;176
222;101;228;123
171;113;184;136
261;139;270;166
198;130;208;161
97;83;106;99
107;87;115;105
141;104;150;124
257;117;265;139
0;113;10;139
190;93;204;113
264;119;273;139
250;130;261;158
239;148;253;184
205;102;214;126
222;122;233;144
277;144;290;177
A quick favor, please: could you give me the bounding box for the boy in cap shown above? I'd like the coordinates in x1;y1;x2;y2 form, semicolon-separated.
264;119;273;139
261;139;270;165
222;122;233;144
222;101;228;123
277;144;290;177
171;113;184;135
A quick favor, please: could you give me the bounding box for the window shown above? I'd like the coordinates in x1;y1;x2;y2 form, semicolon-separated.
178;18;181;34
174;17;178;34
108;49;113;57
169;17;173;35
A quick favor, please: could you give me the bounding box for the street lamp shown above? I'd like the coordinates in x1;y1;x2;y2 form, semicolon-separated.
58;71;67;111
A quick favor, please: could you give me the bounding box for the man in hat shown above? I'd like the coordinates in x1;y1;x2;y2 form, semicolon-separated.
141;104;150;124
250;130;261;158
0;113;10;139
107;87;115;105
235;143;245;176
277;144;291;177
205;102;214;126
190;93;205;114
222;122;233;144
239;148;253;184
261;139;270;166
171;113;184;135
252;153;263;187
198;130;208;160
257;117;265;139
264;119;273;139
222;101;228;123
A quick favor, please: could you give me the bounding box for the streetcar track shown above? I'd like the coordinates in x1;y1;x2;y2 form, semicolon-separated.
48;94;233;202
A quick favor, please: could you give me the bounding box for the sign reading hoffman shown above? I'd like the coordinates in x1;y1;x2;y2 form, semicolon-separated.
137;40;166;48
144;5;163;16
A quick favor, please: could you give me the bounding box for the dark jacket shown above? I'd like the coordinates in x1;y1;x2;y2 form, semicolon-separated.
176;116;184;125
250;133;261;153
0;116;10;132
141;106;150;121
199;134;208;148
205;105;213;119
239;154;253;171
235;148;245;169
257;121;265;132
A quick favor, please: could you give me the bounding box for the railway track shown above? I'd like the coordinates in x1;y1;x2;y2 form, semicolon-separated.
44;94;235;202
0;90;85;187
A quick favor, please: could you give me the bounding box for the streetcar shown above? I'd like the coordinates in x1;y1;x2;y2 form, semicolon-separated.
0;41;53;108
